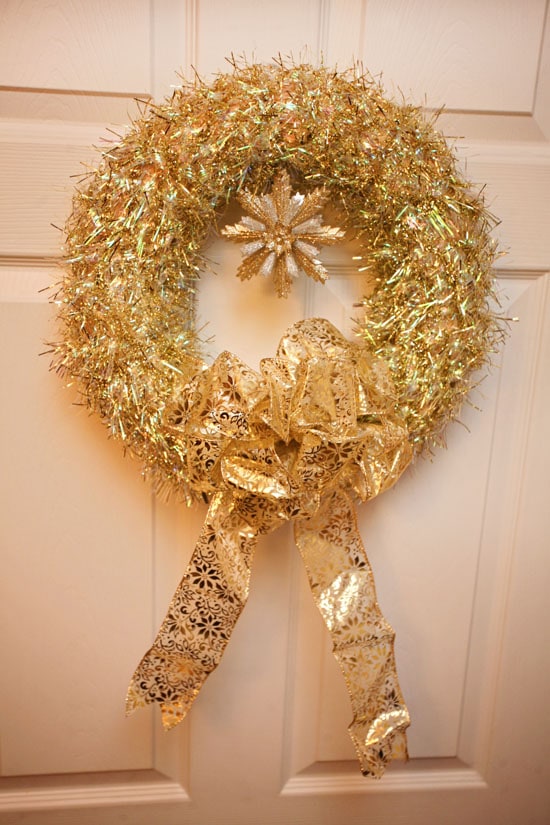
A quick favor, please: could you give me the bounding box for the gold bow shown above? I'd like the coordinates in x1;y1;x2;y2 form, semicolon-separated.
126;318;412;777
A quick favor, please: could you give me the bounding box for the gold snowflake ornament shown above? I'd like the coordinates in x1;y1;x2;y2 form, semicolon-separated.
221;169;345;298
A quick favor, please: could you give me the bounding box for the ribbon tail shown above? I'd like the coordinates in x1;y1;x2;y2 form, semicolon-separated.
126;491;259;730
294;488;410;777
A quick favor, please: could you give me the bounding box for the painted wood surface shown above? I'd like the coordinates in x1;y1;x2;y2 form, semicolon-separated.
1;2;549;823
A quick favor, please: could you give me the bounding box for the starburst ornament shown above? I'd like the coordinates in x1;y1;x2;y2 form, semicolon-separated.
221;169;345;297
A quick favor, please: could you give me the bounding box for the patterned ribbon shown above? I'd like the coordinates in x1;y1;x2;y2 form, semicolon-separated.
126;318;412;776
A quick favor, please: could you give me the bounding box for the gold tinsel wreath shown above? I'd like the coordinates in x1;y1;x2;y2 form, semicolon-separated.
53;60;503;499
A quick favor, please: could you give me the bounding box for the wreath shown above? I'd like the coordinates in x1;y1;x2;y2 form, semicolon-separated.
53;60;503;777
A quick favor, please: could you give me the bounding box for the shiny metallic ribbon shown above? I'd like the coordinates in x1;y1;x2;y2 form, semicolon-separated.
126;318;412;777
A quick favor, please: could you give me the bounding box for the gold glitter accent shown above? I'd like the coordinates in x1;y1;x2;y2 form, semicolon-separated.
51;60;504;490
221;169;345;297
50;60;506;777
295;488;409;777
126;319;411;777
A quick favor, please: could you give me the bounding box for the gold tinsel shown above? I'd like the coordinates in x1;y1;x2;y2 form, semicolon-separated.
53;60;504;500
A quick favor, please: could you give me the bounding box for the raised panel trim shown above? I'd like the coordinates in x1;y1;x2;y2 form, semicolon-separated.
0;0;152;96
184;0;199;79
0;771;189;812
282;271;549;781
1;116;549;262
0;119;131;146
533;0;550;139
316;0;332;59
281;758;487;796
455;140;550;166
5;120;549;160
0;261;58;303
150;0;196;100
457;271;550;771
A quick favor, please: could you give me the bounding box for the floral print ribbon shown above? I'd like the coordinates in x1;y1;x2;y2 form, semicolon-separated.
126;318;412;776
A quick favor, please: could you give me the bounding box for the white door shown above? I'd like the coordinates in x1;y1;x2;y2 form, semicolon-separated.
1;2;550;823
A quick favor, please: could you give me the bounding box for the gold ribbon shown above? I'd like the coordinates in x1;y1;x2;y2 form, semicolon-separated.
126;318;412;777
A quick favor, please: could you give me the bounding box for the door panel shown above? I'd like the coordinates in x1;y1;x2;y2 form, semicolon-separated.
1;2;549;823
